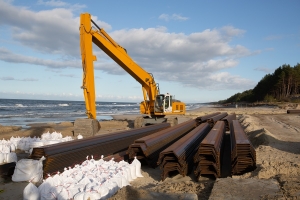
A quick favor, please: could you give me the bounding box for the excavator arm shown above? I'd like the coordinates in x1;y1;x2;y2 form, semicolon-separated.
80;13;97;119
79;13;159;118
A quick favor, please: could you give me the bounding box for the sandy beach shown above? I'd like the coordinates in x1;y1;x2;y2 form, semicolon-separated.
0;104;299;199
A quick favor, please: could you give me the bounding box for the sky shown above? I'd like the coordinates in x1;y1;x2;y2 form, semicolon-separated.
0;0;299;103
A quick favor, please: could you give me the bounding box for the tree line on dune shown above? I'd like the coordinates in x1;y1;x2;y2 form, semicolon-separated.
220;63;300;104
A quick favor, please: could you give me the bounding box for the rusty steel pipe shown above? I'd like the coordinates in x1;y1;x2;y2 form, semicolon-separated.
207;112;228;127
230;120;256;175
221;113;236;131
195;112;221;124
287;109;300;114
194;121;226;179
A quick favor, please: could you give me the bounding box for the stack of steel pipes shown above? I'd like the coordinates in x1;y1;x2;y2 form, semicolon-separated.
30;123;170;178
127;119;197;167
157;123;211;181
230;120;256;175
194;121;226;179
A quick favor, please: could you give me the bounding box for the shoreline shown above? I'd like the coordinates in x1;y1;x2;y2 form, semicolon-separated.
1;101;297;128
0;104;291;128
0;105;291;141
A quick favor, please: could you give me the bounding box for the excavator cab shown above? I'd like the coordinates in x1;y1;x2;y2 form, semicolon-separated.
154;93;173;114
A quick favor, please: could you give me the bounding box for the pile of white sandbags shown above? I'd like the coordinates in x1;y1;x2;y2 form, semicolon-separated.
22;155;143;200
0;131;73;165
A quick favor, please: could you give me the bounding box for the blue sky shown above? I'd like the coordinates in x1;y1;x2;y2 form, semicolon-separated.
0;0;299;103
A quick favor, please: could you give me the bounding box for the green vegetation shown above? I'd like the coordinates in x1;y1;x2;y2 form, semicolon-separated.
220;63;300;104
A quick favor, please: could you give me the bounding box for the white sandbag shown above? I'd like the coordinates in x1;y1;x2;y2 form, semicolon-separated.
109;177;122;188
38;181;54;200
0;153;5;164
73;191;85;200
1;144;10;154
115;173;130;187
48;140;60;145
124;167;133;182
23;182;39;200
12;159;38;182
74;172;84;182
83;191;102;200
68;183;85;197
39;182;61;200
6;152;18;163
78;176;91;185
77;134;83;139
18;141;25;151
132;157;143;177
129;162;137;180
29;148;33;155
32;156;46;183
51;173;64;186
103;181;118;198
44;176;55;186
10;143;16;152
24;141;31;151
12;156;45;183
57;187;71;200
119;168;129;182
95;185;109;199
61;167;71;178
30;141;43;149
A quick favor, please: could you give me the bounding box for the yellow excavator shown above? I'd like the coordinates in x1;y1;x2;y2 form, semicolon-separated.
79;13;185;128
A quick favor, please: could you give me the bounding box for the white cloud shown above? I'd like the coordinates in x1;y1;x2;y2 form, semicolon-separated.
159;13;189;21
108;26;254;90
0;1;256;92
37;0;68;7
0;48;81;68
0;76;14;80
254;67;273;73
0;0;111;57
0;76;38;81
207;72;254;90
37;0;86;10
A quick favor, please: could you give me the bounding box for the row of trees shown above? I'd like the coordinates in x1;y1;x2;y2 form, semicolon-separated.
221;63;300;103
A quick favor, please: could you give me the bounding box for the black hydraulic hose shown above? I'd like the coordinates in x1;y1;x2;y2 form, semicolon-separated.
91;19;101;31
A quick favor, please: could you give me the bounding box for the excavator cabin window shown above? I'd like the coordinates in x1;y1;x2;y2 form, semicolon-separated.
165;96;170;109
155;95;164;112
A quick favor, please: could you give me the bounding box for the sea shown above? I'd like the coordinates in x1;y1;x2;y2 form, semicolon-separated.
0;98;207;127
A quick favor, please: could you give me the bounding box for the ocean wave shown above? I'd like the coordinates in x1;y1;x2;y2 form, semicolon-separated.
58;104;69;107
15;104;26;107
96;104;137;107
